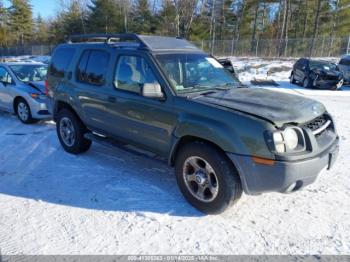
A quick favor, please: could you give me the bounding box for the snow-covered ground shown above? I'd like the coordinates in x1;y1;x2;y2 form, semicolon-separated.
0;58;350;255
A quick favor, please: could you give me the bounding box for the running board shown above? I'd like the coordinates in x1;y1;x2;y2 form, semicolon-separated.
84;132;166;161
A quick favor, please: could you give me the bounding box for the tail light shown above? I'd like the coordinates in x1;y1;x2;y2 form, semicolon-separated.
45;79;49;96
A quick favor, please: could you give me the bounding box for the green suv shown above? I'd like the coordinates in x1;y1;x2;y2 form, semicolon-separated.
47;34;339;214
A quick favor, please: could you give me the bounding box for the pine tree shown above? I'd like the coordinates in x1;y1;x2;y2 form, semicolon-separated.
33;14;49;44
130;0;154;34
87;0;123;34
0;0;8;46
8;0;33;45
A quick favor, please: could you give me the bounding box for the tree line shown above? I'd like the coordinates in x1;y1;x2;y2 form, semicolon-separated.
0;0;349;56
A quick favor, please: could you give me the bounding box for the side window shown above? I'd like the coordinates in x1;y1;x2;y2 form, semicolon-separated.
114;55;158;93
76;51;91;82
0;67;13;85
339;59;350;66
77;50;110;86
50;48;76;78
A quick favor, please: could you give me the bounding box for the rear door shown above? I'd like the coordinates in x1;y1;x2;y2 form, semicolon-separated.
73;48;113;131
295;59;307;81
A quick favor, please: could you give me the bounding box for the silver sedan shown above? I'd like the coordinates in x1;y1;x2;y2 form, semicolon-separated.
0;62;52;124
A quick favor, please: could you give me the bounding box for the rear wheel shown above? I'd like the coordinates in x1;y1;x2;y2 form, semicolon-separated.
175;141;242;214
290;72;296;84
15;98;37;124
56;108;91;154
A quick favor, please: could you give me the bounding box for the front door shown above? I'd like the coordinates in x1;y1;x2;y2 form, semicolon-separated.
0;66;14;111
105;52;178;156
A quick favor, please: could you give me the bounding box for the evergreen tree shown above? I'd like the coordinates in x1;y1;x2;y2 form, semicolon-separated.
33;14;49;44
0;0;9;46
87;0;123;33
130;0;154;34
8;0;33;45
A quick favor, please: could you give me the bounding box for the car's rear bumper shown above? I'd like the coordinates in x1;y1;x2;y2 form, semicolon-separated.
227;137;339;195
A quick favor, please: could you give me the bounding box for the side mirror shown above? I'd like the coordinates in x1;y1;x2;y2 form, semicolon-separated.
142;83;165;100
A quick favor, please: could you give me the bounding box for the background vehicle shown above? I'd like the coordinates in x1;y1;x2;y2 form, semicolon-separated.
0;62;51;123
48;34;339;214
290;58;344;90
338;55;350;84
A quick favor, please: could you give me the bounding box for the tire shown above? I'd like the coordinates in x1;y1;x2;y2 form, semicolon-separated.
56;108;92;154
303;77;312;89
15;98;37;124
175;141;242;214
290;72;296;84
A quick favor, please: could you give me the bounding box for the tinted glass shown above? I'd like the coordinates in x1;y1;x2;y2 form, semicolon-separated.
10;65;47;82
0;67;13;84
310;60;338;71
84;50;110;85
339;59;350;66
76;51;90;82
114;55;158;93
50;48;76;78
156;54;241;94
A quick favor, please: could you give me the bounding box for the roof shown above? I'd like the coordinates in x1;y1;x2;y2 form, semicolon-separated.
66;33;202;52
0;62;47;66
341;54;350;60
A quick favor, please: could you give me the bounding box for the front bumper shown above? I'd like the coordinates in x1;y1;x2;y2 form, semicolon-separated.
28;97;52;119
227;137;339;195
314;78;343;89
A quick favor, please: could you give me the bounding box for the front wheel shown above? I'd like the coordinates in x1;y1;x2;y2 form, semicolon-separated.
303;77;313;89
175;141;242;214
56;108;92;154
15;98;37;124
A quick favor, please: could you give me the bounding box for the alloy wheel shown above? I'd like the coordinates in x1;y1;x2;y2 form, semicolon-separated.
182;156;219;203
59;117;76;147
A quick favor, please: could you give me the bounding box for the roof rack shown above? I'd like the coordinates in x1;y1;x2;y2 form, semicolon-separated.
67;33;147;47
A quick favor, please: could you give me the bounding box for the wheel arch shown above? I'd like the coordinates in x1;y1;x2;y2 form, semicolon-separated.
54;100;80;122
169;135;234;167
13;96;27;114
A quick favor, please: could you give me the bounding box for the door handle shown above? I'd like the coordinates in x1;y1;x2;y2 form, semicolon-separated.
108;96;116;103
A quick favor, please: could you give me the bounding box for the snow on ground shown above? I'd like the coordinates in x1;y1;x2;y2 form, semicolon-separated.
0;58;350;255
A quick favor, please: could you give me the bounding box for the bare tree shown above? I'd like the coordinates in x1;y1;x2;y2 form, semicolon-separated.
309;0;322;57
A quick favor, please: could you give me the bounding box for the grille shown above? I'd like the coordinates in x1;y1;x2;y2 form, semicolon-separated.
304;115;328;132
320;75;338;81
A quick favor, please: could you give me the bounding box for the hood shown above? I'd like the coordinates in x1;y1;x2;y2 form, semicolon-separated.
194;88;326;126
26;81;46;94
312;68;342;77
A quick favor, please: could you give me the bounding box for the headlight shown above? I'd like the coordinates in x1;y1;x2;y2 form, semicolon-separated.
271;127;305;153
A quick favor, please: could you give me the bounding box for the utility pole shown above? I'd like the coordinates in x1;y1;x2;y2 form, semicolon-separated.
347;35;350;54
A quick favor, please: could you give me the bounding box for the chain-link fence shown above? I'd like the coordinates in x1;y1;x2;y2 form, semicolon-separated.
1;37;349;58
195;37;350;58
0;45;55;57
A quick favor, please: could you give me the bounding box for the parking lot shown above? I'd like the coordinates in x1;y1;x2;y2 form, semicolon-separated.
1;70;350;254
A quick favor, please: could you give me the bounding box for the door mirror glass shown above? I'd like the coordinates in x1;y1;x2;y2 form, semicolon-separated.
142;83;164;99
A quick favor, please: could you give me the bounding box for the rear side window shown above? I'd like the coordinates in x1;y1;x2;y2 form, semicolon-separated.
339;59;350;66
76;50;110;86
50;48;76;78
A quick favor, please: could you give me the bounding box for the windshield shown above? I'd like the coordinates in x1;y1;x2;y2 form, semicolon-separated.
10;64;48;82
309;61;338;71
155;54;241;94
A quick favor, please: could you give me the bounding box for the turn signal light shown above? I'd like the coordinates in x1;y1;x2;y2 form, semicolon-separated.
252;156;275;166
